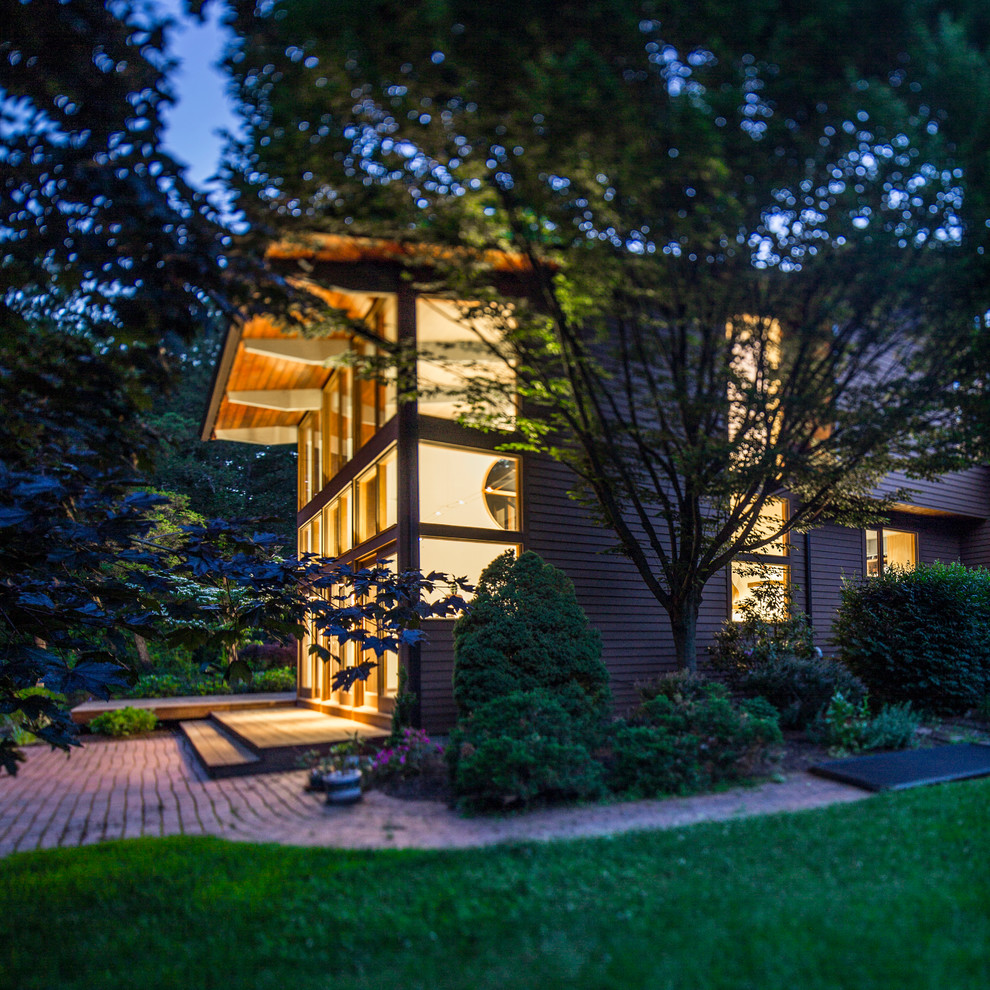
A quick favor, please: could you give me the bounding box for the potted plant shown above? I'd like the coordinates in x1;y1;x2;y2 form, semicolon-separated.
322;735;369;806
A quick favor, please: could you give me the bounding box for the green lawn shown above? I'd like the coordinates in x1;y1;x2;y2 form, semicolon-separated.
3;780;989;990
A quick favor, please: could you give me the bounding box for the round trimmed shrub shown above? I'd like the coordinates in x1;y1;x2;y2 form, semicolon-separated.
452;551;610;718
447;688;606;811
834;562;990;714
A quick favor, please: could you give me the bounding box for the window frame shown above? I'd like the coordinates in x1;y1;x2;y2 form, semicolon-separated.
863;526;919;578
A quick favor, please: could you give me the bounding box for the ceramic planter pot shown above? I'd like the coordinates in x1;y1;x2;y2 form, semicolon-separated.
323;769;363;805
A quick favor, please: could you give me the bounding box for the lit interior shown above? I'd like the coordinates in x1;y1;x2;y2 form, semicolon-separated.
416;297;515;424
866;528;917;576
419;538;519;601
730;562;789;621
419;444;519;531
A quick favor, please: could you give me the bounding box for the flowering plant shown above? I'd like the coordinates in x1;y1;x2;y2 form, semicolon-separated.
368;728;444;782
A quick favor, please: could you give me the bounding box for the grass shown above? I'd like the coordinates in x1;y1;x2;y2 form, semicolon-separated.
2;780;989;990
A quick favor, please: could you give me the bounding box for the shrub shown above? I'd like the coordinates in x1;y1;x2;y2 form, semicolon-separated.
252;667;295;692
709;582;818;682
368;728;444;783
738;653;867;729
447;689;606;811
608;685;782;797
834;562;990;714
452;551;610;718
126;673;185;699
635;669;714;705
708;582;864;729
89;707;158;737
812;692;920;755
863;702;921;751
239;640;297;670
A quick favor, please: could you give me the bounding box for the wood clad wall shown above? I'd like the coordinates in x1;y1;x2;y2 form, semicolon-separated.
523;455;723;714
961;519;990;568
419;619;458;734
808;510;970;648
874;466;990;517
415;454;989;732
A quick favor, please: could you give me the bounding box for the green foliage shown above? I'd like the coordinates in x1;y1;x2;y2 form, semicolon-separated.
447;689;606;811
739;654;868;730
251;667;296;692
123;666;295;698
220;0;990;675
812;692;920;756
89;707;159;738
709;584;819;678
452;551;610;718
367;728;444;783
709;584;864;728
609;686;782;797
835;562;990;714
635;669;714;705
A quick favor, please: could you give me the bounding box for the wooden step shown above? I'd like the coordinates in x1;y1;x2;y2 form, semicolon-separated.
180;719;261;779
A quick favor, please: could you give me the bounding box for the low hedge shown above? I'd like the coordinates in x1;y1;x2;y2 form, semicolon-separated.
90;707;159;737
609;686;782;797
123;666;295;699
834;562;990;714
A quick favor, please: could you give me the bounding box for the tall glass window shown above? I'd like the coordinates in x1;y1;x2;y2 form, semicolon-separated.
416;297;516;426
298;411;323;509
419;538;520;601
730;498;790;620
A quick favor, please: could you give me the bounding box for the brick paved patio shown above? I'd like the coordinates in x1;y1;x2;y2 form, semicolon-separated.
0;731;870;857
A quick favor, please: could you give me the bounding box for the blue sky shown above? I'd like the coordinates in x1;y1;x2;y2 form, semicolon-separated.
159;0;238;191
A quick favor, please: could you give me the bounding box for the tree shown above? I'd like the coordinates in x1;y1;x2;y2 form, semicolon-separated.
218;0;990;669
0;1;461;772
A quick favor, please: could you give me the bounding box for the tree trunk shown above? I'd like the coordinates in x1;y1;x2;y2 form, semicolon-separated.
133;634;153;672
669;592;701;672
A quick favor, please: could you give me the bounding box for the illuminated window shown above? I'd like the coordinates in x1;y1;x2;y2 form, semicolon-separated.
730;562;790;621
419;538;520;602
865;528;917;577
729;498;790;621
733;496;788;556
416;297;516;426
298;411;323;509
419;443;520;531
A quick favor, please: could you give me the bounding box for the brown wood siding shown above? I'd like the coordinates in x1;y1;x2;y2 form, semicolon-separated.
805;524;863;648
874;466;990;518
419;620;457;734
523;455;702;715
962;519;990;568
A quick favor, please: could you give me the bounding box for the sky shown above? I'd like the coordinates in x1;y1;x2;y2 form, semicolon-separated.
158;0;238;192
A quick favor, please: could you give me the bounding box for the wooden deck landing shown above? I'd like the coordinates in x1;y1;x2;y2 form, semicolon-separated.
182;708;386;778
71;692;296;725
211;708;382;751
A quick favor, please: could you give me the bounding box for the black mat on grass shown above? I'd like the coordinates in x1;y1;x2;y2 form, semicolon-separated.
809;743;990;792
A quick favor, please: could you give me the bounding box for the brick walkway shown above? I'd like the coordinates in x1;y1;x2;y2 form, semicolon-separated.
0;732;870;857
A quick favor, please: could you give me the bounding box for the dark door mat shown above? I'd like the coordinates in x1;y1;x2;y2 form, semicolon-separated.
809;743;990;792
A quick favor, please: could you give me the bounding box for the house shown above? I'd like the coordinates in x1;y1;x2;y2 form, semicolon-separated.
201;235;990;732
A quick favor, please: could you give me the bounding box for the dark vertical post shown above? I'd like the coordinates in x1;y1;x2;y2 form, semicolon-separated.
395;283;422;726
803;531;813;624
